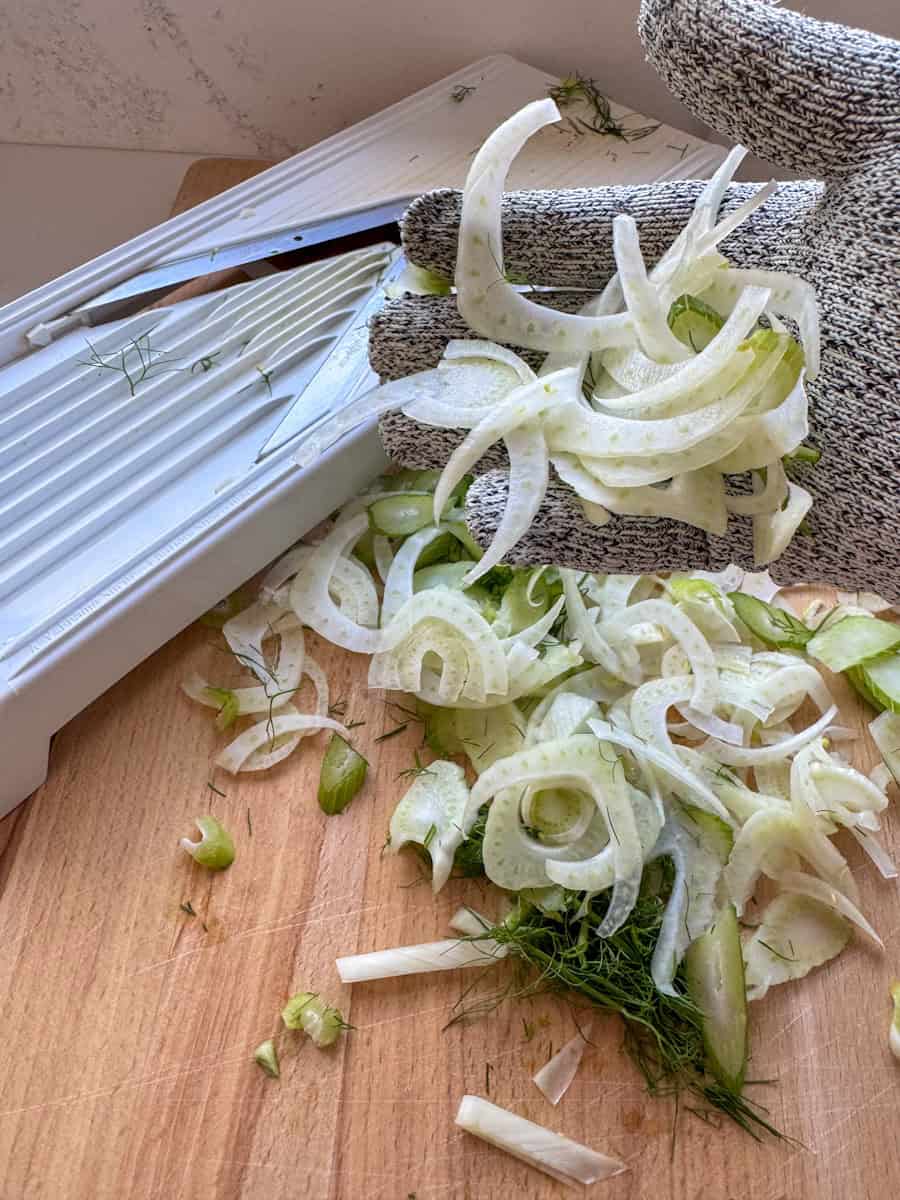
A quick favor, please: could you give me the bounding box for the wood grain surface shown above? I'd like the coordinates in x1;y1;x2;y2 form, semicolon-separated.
0;161;897;1200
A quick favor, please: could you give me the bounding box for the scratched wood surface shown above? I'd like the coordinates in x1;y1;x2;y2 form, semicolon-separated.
0;162;897;1200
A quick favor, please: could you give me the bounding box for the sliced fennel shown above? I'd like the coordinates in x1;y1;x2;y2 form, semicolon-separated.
253;1039;280;1078
216;712;350;773
403;100;818;571
684;903;747;1092
195;457;897;1143
470;736;643;935
743;893;850;1002
648;806;732;996
388;760;470;891
807;615;900;673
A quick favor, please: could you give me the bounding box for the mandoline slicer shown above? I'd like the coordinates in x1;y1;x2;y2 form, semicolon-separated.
0;244;401;815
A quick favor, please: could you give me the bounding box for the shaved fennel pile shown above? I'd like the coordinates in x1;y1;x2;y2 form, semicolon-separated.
187;466;897;1143
303;99;822;572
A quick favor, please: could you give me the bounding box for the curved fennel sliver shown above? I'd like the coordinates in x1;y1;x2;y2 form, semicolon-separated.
388;759;471;892
456;99;633;354
223;599;302;685
559;570;624;678
702;267;819;380
379;588;509;697
293;368;458;469
702;703;837;766
216;711;350;773
776;870;882;948
261;542;378;622
594;349;750;421
650;145;747;291
612;213;690;364
723;807;859;915
290;513;384;653
462;421;548;587
753;480;812;566
714;370;808;472
404;357;527;429
791;741;887;834
545;782;664;893
601;599;719;714
694;180;778;260
546;357;764;459
470;735;643;937
499;593;566;652
580;468;729;536
441;338;537;383
742;892;849;1002
630;676;742;758
588;718;733;827
646;808;728;996
592;285;766;417
482;784;610;890
395;620;479;703
432;367;579;522
226;655;331;770
380;525;451;627
413;642;582;710
525;666;626;741
725;461;789;516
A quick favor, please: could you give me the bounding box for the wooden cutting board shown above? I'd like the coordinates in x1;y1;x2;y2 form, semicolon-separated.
0;161;896;1200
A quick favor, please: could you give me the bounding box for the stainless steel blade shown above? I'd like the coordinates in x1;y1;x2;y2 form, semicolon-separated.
254;254;407;462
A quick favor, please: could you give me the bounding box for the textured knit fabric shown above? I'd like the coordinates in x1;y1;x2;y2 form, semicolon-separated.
367;0;900;597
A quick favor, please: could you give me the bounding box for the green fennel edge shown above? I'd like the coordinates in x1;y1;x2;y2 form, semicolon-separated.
456;888;786;1141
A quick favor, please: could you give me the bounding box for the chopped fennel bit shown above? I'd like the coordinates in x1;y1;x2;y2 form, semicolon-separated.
890;983;900;1061
318;734;368;815
253;1038;280;1078
455;1095;626;1186
180;816;235;871
282;992;347;1048
533;1024;592;1105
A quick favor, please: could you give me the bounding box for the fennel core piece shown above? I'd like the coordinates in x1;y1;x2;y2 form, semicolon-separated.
180;816;235;870
253;1039;280;1078
282;991;348;1048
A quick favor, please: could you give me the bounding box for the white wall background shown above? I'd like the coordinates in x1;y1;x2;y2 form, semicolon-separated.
1;0;897;160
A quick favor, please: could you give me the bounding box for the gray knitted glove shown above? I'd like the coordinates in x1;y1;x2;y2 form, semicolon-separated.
368;0;900;598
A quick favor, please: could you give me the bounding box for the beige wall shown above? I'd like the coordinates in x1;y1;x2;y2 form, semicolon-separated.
1;0;896;160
